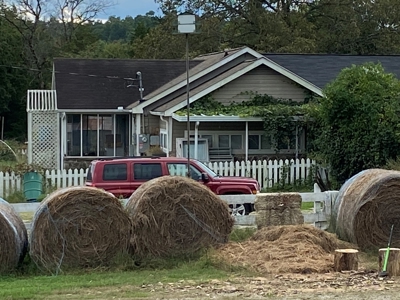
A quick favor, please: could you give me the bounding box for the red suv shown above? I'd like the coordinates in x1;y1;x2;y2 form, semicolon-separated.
85;156;260;215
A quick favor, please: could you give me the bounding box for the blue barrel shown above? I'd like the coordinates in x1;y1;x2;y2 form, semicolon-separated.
23;172;43;202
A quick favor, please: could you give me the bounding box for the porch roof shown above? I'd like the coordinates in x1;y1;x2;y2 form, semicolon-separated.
170;113;263;122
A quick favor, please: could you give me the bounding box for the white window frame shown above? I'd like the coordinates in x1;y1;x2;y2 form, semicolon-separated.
160;129;168;153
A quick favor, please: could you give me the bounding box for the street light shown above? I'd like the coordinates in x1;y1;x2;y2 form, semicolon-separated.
177;12;196;178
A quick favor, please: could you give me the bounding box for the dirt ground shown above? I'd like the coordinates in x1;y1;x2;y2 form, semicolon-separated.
48;271;400;299
137;272;400;299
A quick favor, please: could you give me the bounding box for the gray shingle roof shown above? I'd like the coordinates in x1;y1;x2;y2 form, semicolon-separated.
264;54;400;89
54;58;202;109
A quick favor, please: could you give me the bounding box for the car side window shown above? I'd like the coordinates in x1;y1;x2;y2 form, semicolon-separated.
103;163;127;181
133;163;163;180
167;163;202;180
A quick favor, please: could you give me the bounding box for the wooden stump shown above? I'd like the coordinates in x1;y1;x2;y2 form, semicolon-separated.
378;248;400;276
334;249;359;272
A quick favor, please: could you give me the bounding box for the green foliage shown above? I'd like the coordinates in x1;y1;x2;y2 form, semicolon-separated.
177;93;320;152
229;227;257;242
316;63;400;183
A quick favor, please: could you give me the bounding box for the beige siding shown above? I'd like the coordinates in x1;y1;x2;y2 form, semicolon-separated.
211;65;307;105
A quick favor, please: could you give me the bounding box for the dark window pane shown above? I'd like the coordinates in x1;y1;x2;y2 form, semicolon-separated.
248;135;259;149
103;163;127;181
218;135;229;148
202;135;213;148
261;134;272;149
231;135;242;149
134;163;162;180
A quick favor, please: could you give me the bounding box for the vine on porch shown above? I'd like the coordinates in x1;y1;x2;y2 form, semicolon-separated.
176;93;321;152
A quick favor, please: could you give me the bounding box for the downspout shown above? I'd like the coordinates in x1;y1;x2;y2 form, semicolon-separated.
160;115;169;157
194;121;200;160
245;121;249;162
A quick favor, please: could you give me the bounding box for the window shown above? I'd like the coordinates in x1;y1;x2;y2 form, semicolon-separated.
248;134;273;150
278;132;296;150
66;114;129;157
133;163;162;180
218;135;229;148
167;163;202;180
103;163;127;181
231;135;242;149
160;131;167;151
217;134;242;149
202;135;213;148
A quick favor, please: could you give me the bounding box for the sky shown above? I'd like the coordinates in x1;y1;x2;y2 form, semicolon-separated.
97;0;161;20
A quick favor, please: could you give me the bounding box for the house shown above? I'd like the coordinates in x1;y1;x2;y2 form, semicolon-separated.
26;47;400;169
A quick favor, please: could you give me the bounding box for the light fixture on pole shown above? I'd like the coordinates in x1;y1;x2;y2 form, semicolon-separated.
177;12;196;178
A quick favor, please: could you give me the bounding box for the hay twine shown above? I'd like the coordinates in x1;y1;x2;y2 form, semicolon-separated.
334;169;400;250
29;187;132;274
0;198;28;273
126;176;235;258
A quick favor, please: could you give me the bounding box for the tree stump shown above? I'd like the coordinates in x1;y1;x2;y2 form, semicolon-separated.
334;249;359;272
378;248;400;276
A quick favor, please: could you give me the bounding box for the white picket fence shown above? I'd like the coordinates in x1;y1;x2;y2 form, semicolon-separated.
0;158;316;199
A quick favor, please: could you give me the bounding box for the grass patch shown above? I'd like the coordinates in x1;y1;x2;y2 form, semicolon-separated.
301;201;314;211
229;227;256;242
0;253;239;299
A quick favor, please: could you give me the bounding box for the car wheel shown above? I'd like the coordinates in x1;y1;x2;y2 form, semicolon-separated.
229;204;246;216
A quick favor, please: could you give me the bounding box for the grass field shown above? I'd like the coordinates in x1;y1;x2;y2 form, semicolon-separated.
0;257;237;299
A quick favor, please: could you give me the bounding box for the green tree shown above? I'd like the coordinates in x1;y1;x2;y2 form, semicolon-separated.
315;63;400;183
0;6;34;140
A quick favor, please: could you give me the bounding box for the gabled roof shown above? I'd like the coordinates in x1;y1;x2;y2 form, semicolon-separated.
153;56;322;116
53;58;202;109
132;47;322;114
264;54;400;89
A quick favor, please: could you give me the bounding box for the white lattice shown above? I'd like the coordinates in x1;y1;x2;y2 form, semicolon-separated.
31;112;59;169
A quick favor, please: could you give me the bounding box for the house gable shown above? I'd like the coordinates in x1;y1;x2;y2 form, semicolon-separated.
157;57;321;116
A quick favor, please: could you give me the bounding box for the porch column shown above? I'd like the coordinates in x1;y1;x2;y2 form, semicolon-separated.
168;117;173;156
135;114;141;156
194;121;200;159
245;121;249;161
295;123;299;159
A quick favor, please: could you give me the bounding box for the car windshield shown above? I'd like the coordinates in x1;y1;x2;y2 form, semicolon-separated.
195;160;218;177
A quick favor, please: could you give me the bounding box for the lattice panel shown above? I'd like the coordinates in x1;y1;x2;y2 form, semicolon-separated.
31;112;59;169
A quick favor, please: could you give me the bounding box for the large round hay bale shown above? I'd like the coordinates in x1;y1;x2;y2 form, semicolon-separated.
0;198;28;273
126;176;234;258
29;187;131;274
333;169;400;250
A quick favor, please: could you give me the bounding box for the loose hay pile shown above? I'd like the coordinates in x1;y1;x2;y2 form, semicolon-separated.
126;176;234;258
30;187;131;274
333;169;400;250
0;199;28;273
216;225;339;274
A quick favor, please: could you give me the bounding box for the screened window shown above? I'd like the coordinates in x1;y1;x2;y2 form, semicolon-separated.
133;163;163;180
66;114;129;157
103;163;127;181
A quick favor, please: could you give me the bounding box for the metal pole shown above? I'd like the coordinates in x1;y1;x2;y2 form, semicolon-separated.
186;33;191;178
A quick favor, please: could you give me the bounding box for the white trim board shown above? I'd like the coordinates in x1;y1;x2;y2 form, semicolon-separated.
172;113;263;122
163;58;322;116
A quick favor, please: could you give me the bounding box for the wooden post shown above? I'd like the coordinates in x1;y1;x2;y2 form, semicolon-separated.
334;249;359;272
379;248;400;276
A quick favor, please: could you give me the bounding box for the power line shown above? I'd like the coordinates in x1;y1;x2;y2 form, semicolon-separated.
0;64;140;81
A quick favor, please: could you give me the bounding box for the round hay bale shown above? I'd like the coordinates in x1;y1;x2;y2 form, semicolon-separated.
0;198;28;273
333;168;400;250
126;176;234;258
29;187;131;274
